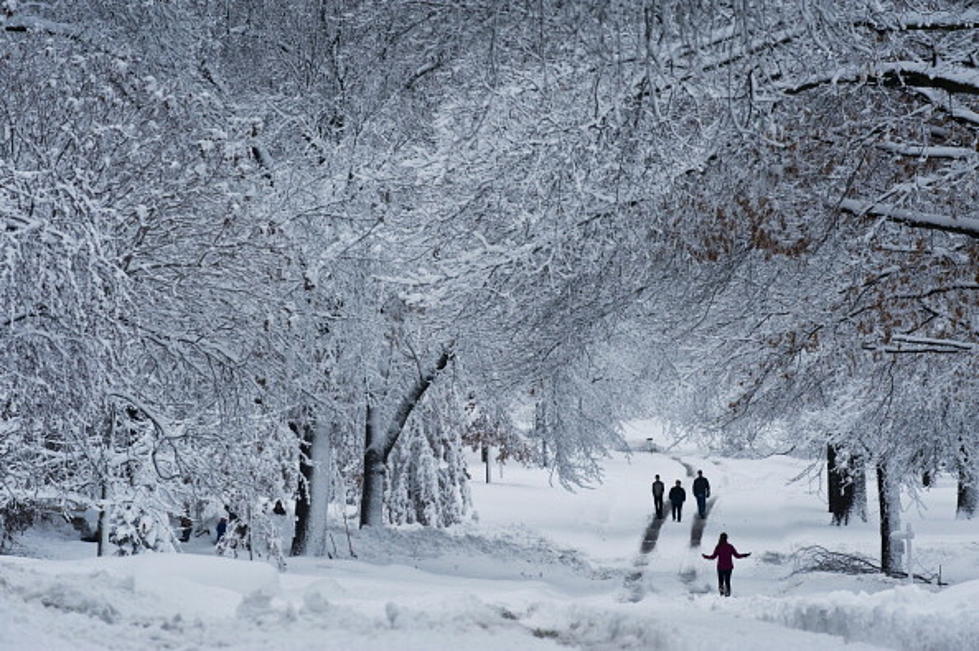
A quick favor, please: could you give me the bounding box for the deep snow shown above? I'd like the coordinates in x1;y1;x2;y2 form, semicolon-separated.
2;420;978;650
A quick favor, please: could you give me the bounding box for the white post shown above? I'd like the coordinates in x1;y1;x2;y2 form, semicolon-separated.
904;523;914;585
889;523;914;584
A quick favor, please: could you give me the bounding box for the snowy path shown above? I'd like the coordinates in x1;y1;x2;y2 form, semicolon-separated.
623;492;718;602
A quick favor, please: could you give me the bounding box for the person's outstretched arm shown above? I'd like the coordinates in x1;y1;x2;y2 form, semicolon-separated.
732;546;751;559
702;547;718;560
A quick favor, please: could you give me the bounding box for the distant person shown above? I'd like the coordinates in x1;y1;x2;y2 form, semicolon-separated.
693;470;711;518
651;475;665;519
668;480;686;522
215;517;228;544
702;532;751;596
179;513;193;543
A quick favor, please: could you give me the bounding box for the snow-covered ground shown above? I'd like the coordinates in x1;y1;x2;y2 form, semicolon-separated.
3;421;978;650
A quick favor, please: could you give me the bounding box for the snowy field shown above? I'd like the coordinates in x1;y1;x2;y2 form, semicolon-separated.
2;421;978;650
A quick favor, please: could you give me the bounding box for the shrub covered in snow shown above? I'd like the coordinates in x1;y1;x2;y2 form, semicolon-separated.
107;501;174;555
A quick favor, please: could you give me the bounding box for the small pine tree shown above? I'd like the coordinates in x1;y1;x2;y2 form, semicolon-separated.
107;501;173;555
438;427;472;527
384;393;472;528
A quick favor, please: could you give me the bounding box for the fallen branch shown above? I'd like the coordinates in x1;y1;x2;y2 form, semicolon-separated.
790;545;943;583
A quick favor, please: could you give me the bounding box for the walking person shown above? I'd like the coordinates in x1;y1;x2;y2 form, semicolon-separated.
668;480;686;522
651;474;665;519
702;532;751;596
693;470;711;519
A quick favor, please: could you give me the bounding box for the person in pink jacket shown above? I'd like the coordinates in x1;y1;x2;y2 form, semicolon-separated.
702;532;751;596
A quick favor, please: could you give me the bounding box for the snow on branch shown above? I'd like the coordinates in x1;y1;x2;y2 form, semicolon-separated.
695;26;803;75
837;198;979;239
913;87;979;126
891;334;975;351
783;62;979;96
857;10;979;32
877;141;977;160
2;15;80;38
862;334;976;355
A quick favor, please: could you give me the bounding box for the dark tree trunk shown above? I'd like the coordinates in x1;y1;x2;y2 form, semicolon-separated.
359;348;453;528
877;461;902;575
534;397;548;467
290;420;315;556
359;402;384;528
96;480;108;557
877;463;892;574
359;446;386;528
827;444;841;514
957;465;977;519
852;454;868;522
481;446;491;484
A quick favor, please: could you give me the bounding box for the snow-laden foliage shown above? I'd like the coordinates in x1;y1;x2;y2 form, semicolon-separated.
386;389;472;528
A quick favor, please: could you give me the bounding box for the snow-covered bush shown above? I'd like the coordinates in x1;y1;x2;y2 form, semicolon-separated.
386;396;472;528
0;499;35;552
106;501;174;555
215;500;288;571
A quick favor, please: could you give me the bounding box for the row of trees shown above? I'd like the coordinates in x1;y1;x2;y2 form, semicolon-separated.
632;1;979;573
1;1;976;573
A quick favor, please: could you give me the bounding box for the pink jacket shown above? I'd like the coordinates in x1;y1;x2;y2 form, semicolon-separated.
703;542;748;570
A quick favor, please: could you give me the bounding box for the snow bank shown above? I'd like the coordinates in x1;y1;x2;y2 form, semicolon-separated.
716;580;979;651
127;552;281;618
343;521;608;581
517;602;679;649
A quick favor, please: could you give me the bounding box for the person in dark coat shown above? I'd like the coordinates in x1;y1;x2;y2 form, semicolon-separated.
692;470;711;518
702;532;751;596
668;480;686;522
651;474;665;519
215;517;227;543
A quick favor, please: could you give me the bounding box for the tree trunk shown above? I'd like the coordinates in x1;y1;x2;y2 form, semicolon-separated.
827;444;841;514
359;402;385;528
306;419;334;554
290;420;315;556
359;347;453;528
359;448;387;528
957;465;977;519
877;461;903;575
292;414;336;555
482;446;491;484
96;480;108;557
852;455;868;522
534;395;548;467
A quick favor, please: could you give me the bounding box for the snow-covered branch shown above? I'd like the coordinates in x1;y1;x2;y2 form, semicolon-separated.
877;141;977;160
784;62;979;96
863;334;976;354
837;198;979;238
2;15;80;38
912;87;979;126
857;10;979;32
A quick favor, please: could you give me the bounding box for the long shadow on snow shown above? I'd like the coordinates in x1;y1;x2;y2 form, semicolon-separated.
689;496;718;548
621;514;668;602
